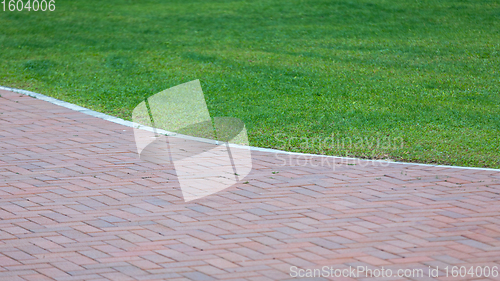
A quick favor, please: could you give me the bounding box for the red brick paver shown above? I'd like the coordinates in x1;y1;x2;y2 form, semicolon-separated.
1;89;500;280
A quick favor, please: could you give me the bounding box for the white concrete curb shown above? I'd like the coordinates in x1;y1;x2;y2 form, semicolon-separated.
2;85;499;172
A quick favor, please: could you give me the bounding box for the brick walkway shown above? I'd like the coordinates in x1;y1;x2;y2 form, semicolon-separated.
1;89;499;281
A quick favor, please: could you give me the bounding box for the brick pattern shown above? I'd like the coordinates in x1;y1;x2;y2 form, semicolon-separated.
1;89;500;280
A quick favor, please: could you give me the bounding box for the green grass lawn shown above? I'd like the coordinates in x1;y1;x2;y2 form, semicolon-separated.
1;0;499;168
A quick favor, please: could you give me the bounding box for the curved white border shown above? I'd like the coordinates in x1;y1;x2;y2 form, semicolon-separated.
1;85;499;171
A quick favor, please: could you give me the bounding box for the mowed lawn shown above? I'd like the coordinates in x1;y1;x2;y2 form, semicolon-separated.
1;0;499;168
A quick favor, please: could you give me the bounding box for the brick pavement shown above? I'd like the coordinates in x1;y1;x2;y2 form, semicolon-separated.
0;89;499;281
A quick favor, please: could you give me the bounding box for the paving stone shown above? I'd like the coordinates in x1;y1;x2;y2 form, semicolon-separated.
0;89;499;280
